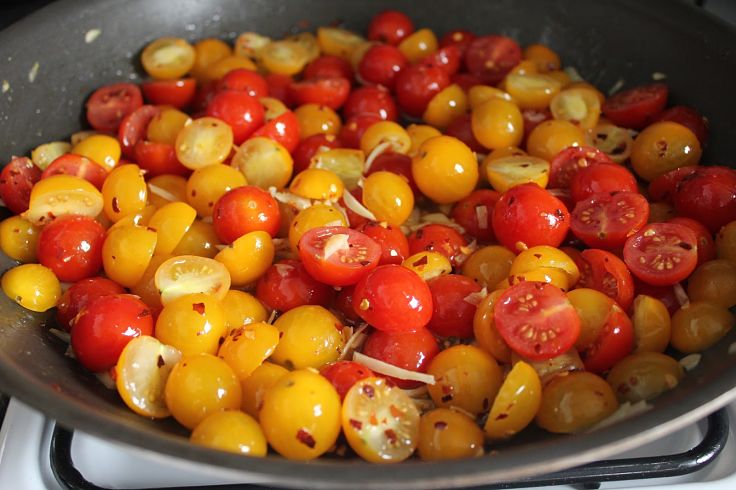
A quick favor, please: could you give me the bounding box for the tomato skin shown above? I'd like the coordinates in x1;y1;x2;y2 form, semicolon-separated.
217;69;269;98
117;104;160;159
86;83;144;132
71;294;154;372
359;45;407;90
426;274;481;338
264;73;293;106
338;114;382;149
288;77;351;110
304;55;354;82
580;306;634;374
42;154;108;190
451;189;500;243
212;186;281;243
602;83;668;130
134;140;190;178
366;153;419;196
298;226;381;286
394;64;450;118
141;78;196;109
37;216;105;282
367;10;415;45
250;110;300;153
494;281;581;360
549;146;615;189
492;183;570;251
408;224;468;268
356;222;410;266
320;361;374;400
0;157;42;214
570;191;649;249
293;134;343;173
56;277;126;331
633;278;680;316
334;285;360;323
352;264;433;333
256;259;335;312
668;217;716;266
623;222;699;287
206;90;265;144
655;105;709;145
465;35;522;85
671;166;736;233
439;30;476;62
451;72;482;92
575;249;635;311
521;108;553;143
648;166;696;203
421;45;462;77
569;163;638;202
361;327;439;389
444;114;485;154
343;86;398;121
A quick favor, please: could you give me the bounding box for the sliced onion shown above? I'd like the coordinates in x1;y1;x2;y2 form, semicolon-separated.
342;188;377;221
353;352;436;385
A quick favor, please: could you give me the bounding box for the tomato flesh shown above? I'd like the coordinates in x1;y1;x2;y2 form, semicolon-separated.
0;157;42;214
86;83;143;132
42;154;108;189
602;83;668;129
575;248;635;311
623;222;699;287
569;163;638;203
298;226;381;286
571;191;649;249
465;35;521;85
320;361;374;400
580;305;634;373
548;146;614;189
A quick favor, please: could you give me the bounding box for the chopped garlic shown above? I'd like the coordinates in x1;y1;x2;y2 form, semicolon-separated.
680;353;701;371
587;400;652;431
147;183;179;202
28;62;40;83
323;233;350;259
1;80;8;94
353;352;436;385
673;283;690;308
363;141;392;174
85;28;102;44
475;205;489;230
651;72;667;81
402;385;429;398
608;79;625;96
338;323;369;361
95;371;116;390
342;188;377;221
729;342;736;355
268;186;312;210
463;287;488;306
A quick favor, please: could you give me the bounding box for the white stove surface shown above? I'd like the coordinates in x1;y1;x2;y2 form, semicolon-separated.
0;399;735;490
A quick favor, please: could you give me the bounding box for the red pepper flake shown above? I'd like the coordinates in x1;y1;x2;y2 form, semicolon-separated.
111;197;120;213
441;394;453;403
157;355;165;368
349;419;363;430
192;302;206;315
495;413;509;420
384;429;398;445
412;255;429;267
434;421;448;430
296;428;316;448
362;384;375;398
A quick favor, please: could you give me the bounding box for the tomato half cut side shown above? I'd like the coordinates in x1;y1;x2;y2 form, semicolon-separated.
575;248;635;311
548;146;615;189
86;82;144;133
570;191;649;249
298;226;381;286
118;104;161;159
464;35;522;85
42;154;108;190
580;304;634;374
0;157;42;214
601;83;668;130
667;217;715;265
493;281;580;361
623;222;699;287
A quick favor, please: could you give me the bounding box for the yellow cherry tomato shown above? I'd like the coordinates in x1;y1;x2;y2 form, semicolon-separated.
147;108;191;146
260;40;309;75
606;352;683;403
360;121;411;155
567;288;616;350
0;216;41;263
289;168;344;201
141;37;196;80
147;201;197;255
109;204;156;231
155;293;227;356
480;146;527;184
147;174;188;208
231;137;293;190
550;87;602;130
170;219;220;258
260;369;341;460
191;38;232;81
585;122;634;164
473;290;512;363
462;245;515;289
190;410;267;456
165;353;242;429
467;85;515;109
471;98;524;150
716;221;736;261
486;155;550;192
271;305;344;369
505;59;538;78
234;32;271;61
240;361;288;419
309;149;365;190
24;175;103;225
407;124;442;157
317;27;365;59
484;361;542;439
129;254;170;312
513;348;584;385
102;164;147;222
523;44;561;72
175;117;234;170
509;267;571;291
423;84;468;130
186;164;247;218
202;55;258;83
102;225;157;287
72;134;121;172
510;245;580;285
154;254;231;305
687;259;736;309
402;251;453;282
630;121;702;182
222;289;268;331
526;119;586;161
31;141;71;170
218;321;279;380
417;408;484;461
1;263;61;312
362;171;414;227
288;204;347;252
214;230;274;286
546;69;572;87
412;135;478;204
294;103;342;139
260;96;288;121
647;202;676;223
670;302;735;353
398;28;438;63
504;73;561;110
286;32;320;63
631;294;671;353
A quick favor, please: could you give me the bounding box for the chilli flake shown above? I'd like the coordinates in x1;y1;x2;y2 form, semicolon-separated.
353;352;436;385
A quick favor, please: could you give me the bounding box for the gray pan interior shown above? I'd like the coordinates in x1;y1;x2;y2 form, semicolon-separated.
0;0;736;488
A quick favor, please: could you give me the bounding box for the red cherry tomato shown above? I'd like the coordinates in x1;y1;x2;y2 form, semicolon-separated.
426;274;481;338
56;277;126;331
365;152;419;195
0;157;42;214
450;72;482;92
671;166;736;233
648;166;696;203
304;55;354;82
71;294;154;372
298;226;381;287
265;73;293;106
548;146;615;189
569;163;638;202
450;189;500;243
217;69;269;98
623;222;698;287
41;154;108;190
439;30;476;63
86;82;143;133
334;285;360;323
494;281;580;361
37;216;105;282
464;35;522;85
521;108;553;143
668;217;715;266
408;224;468;268
293;134;343;173
575;248;635;311
492;183;570;251
212;185;281;243
420;45;462;77
352;264;433;333
343;86;398;121
358;45;407;90
444;114;485;154
339;114;382;149
141;78;196;109
602;83;668;130
191;80;219;113
655;105;709;145
287;77;351;110
395;64;450;118
250;110;300;153
134;140;190;177
117;104;160;159
580;305;634;374
255;259;335;312
320;361;374;400
570;191;649;249
206;90;265;144
367;10;415;45
361;327;439;389
356;221;410;266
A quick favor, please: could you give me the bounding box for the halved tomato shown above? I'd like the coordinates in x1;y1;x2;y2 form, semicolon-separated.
42;154;108;189
0;157;42;214
579;304;634;373
571;191;649;249
298;226;381;286
569;162;638;202
575;249;635;311
548;146;614;189
86;82;143;132
118;104;161;159
602;83;668;129
623;222;698;287
154;255;231;305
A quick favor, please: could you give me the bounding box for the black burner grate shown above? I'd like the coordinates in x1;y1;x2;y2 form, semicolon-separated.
48;409;729;490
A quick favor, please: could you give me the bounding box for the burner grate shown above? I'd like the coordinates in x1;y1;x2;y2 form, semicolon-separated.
48;409;729;490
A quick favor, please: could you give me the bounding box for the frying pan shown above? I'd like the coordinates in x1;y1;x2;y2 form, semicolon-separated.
1;0;736;488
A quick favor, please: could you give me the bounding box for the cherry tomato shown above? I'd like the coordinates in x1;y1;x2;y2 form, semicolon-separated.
141;78;196;109
494;281;580;360
655;105;709;146
37;216;105;282
71;294;154;372
303;55;354;82
439;29;476;61
86;83;143;132
426;274;481;338
580;304;634;373
571;192;649;249
569;163;638;202
451;72;482;92
367;10;414;45
336;114;380;150
250;110;300;153
671;166;736;233
205;90;265;144
56;277;126;331
668;217;716;266
353;264;433;332
292;134;342;173
408;224;468;268
320;361;374;400
465;35;521;85
450;189;500;243
634;278;680;316
421;45;462;77
358;45;407;90
41;154;107;190
444;114;486;153
212;186;281;243
343;86;398;121
134;140;189;177
217;68;269;98
361;327;439;389
575;248;635;311
288;77;351;110
602;83;668;129
492;183;570;251
256;259;335;312
548;146;615;189
355;222;409;266
394;64;449;118
117;105;160;159
0;157;42;214
264;73;293;106
623;222;698;287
